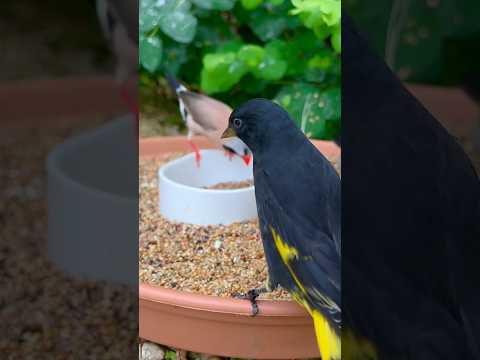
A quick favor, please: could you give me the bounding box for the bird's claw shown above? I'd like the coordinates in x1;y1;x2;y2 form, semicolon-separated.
247;289;260;317
234;287;268;317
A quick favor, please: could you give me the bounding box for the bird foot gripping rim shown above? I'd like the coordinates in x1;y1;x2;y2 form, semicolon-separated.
234;287;269;317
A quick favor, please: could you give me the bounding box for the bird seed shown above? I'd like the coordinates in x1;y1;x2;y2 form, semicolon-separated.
203;180;254;190
139;152;341;300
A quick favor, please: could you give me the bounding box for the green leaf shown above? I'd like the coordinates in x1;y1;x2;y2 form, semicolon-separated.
238;45;265;68
265;39;287;56
312;22;333;40
159;10;197;43
254;56;287;81
317;86;341;121
161;36;189;75
140;34;163;73
274;83;340;139
241;0;263;10
291;0;341;26
191;0;236;11
304;50;334;82
308;52;333;69
331;24;341;53
245;1;299;42
159;0;192;14
203;52;236;70
253;43;287;80
139;0;162;33
290;0;341;39
201;52;248;93
195;14;236;49
238;75;269;95
217;40;244;53
284;31;325;75
253;16;289;42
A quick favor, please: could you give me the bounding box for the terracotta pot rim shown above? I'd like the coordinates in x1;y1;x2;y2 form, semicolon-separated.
139;283;308;318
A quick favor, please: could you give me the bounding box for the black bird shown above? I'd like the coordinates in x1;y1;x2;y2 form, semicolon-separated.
222;99;341;360
342;14;480;359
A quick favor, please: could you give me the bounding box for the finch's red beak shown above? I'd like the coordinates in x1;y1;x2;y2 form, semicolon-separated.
242;154;252;166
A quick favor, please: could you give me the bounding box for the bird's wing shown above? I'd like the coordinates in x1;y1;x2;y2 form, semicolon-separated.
256;149;341;324
179;91;232;133
257;172;341;360
261;182;341;320
259;141;341;254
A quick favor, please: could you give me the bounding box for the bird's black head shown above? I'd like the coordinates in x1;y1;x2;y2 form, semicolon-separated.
221;99;298;157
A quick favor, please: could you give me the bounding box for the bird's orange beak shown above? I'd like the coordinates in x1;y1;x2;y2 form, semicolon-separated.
221;127;236;139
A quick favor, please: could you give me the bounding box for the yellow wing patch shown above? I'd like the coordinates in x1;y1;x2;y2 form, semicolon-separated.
270;226;298;263
270;226;305;295
269;226;341;360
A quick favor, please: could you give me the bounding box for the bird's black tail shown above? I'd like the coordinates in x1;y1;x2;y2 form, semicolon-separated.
165;72;182;93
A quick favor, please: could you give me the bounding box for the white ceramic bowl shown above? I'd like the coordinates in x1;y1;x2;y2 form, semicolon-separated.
47;116;137;286
159;150;257;226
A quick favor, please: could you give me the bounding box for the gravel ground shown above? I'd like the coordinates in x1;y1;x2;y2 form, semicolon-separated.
0;122;137;359
139;152;341;300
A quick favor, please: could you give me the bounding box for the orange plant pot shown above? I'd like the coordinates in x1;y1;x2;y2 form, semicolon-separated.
139;136;340;359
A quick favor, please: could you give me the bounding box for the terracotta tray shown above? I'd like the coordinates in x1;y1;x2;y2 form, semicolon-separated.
139;136;340;359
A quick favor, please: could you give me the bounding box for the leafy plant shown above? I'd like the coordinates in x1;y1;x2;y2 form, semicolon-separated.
139;0;341;140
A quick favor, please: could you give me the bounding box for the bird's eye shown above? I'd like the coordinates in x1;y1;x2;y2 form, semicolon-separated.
233;118;243;129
